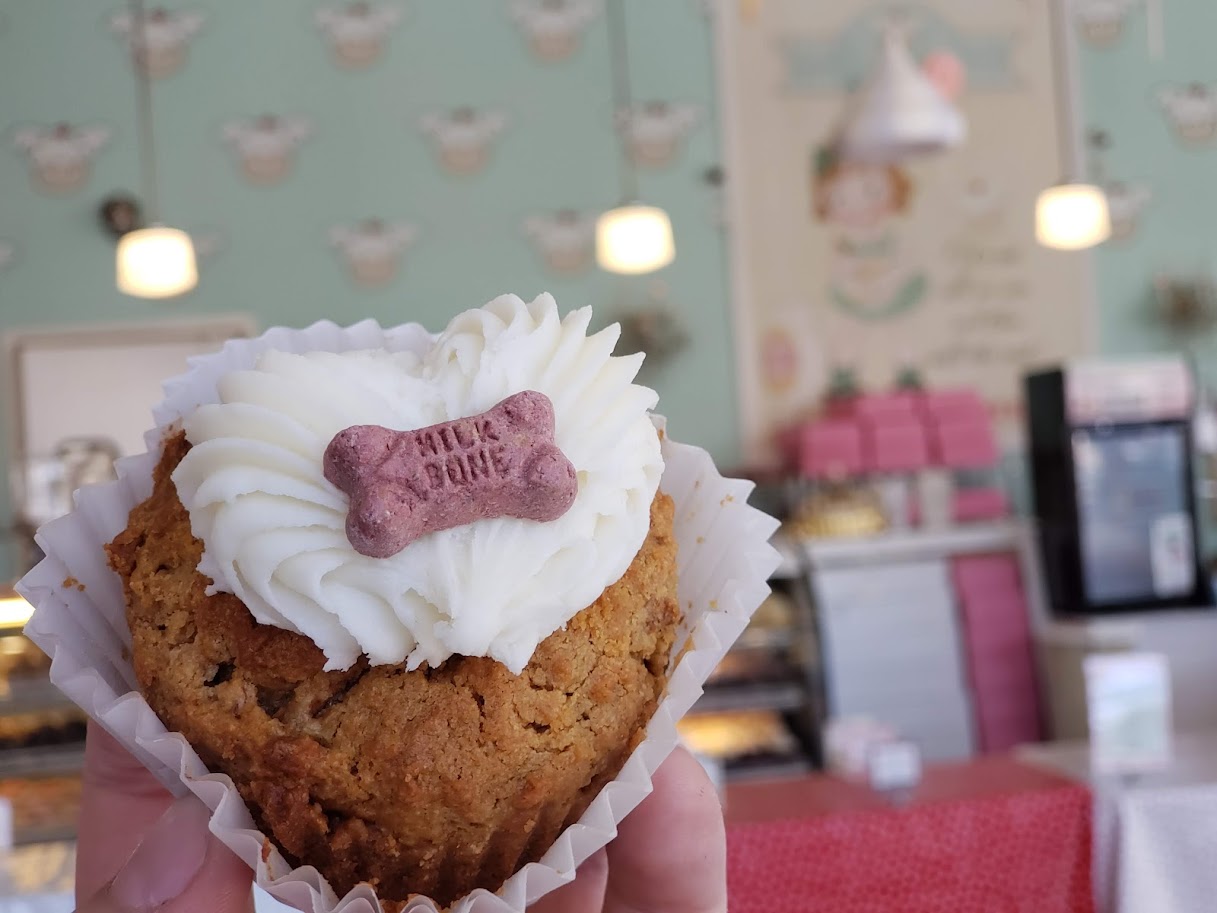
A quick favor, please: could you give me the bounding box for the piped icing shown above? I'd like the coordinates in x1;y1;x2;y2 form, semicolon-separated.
171;294;663;673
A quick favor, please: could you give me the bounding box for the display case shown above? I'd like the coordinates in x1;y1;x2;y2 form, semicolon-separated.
678;483;827;781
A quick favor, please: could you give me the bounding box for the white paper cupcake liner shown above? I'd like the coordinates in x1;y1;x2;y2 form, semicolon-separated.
18;318;780;913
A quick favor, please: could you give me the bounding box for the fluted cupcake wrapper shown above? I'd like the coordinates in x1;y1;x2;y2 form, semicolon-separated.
17;318;781;913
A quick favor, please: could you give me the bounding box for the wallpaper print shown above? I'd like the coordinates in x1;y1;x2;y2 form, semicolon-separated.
418;107;509;176
1073;0;1138;48
509;0;601;62
615;101;700;168
1156;83;1217;147
109;7;205;78
523;210;598;275
221;115;313;184
12;123;111;195
315;2;403;69
329;219;419;287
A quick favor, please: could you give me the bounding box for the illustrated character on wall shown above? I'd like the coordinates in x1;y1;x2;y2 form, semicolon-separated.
419;107;508;176
760;327;799;394
1104;182;1152;240
1073;0;1137;48
330;219;418;287
315;2;402;69
811;145;927;320
110;7;205;78
523;210;597;274
509;0;601;62
222;115;312;184
1157;83;1217;146
616;102;700;169
13;123;110;194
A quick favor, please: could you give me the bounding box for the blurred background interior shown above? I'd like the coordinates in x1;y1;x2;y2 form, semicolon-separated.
3;0;1217;911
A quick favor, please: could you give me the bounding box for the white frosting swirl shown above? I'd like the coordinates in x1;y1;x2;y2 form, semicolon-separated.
172;294;663;673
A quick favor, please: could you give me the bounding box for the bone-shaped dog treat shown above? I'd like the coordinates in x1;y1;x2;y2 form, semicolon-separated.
324;390;578;558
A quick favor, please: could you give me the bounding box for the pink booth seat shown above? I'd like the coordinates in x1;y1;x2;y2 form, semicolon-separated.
861;413;930;474
931;417;999;469
799;420;864;480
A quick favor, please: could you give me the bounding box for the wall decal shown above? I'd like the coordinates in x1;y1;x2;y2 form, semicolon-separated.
315;2;403;69
109;7;205;78
1157;83;1217;146
1104;181;1152;239
12;123;111;195
780;5;1019;93
523;210;597;274
330;219;418;286
418;108;508;176
509;0;600;62
222;115;312;184
1073;0;1137;48
760;327;799;394
615;101;700;169
812;145;927;321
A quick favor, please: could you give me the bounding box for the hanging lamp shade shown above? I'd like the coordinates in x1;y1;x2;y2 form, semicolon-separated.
838;24;966;163
1035;182;1111;250
116;224;198;298
596;203;675;275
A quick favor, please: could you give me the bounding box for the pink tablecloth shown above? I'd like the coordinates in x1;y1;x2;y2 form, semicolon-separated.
725;757;1094;913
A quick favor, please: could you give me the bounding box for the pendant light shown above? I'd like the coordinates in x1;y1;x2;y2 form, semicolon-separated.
596;0;675;275
837;17;966;164
116;0;197;298
1035;0;1110;251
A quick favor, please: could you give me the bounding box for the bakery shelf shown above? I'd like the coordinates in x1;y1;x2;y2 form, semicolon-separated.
0;744;85;779
723;755;813;782
733;626;796;652
794;521;1026;570
693;682;807;714
0;678;75;716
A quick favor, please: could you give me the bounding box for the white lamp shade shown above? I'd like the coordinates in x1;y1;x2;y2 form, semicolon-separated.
839;26;967;162
596;204;675;275
116;225;198;298
1035;183;1111;250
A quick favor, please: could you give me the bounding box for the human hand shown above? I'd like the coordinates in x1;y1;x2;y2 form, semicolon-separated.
74;722;254;913
73;724;724;913
529;747;727;913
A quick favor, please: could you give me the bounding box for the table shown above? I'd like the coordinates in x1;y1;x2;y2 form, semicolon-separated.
725;756;1094;913
1021;731;1217;913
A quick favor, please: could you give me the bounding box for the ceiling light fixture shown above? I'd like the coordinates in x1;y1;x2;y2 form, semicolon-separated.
596;0;675;275
1035;0;1110;251
836;16;967;164
115;0;197;298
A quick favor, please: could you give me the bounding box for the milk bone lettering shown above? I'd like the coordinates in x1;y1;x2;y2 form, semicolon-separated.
413;415;510;489
324;390;579;558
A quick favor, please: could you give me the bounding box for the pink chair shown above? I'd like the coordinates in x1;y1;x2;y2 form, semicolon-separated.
922;389;988;423
861;413;930;474
854;392;920;421
799;420;863;480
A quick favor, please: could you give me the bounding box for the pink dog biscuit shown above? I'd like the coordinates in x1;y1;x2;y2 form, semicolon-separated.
324;390;578;558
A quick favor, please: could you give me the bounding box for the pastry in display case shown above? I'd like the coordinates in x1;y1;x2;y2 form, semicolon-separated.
678;710;804;778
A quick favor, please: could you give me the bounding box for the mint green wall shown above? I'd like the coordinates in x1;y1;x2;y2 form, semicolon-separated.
0;0;736;577
1078;2;1217;371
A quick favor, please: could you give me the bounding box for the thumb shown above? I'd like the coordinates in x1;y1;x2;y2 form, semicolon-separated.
76;795;253;913
76;723;253;913
602;747;727;913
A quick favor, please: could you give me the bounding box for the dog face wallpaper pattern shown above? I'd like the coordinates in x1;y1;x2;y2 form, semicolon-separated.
0;0;738;481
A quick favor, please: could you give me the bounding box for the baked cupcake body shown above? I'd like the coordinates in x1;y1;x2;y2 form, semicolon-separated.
105;296;681;907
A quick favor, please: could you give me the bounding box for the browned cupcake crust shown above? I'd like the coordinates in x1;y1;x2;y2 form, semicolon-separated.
107;432;681;907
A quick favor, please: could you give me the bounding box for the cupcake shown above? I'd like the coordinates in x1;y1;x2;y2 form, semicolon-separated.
21;294;779;913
